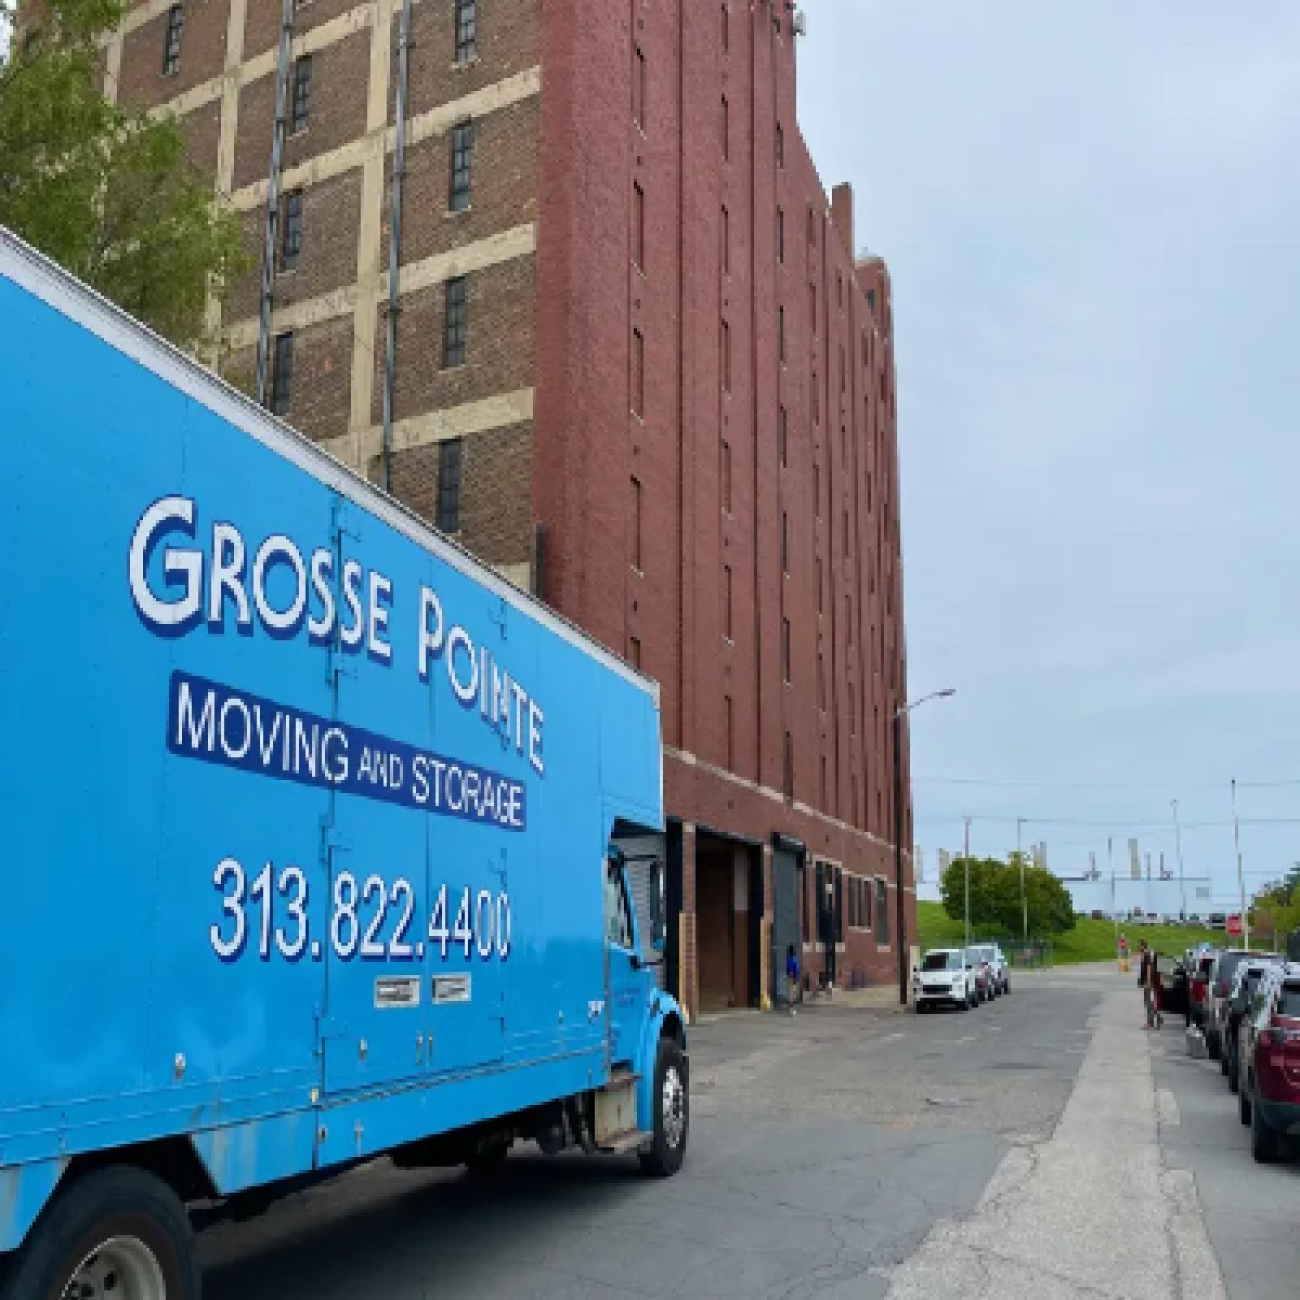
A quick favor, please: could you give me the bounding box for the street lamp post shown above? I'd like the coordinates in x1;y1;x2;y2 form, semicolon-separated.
894;688;956;1006
1172;799;1185;920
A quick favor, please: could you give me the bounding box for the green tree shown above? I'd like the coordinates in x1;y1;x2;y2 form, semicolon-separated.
0;0;245;348
940;854;1077;938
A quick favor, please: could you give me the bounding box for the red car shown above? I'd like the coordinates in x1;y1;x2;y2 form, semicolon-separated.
1238;963;1300;1163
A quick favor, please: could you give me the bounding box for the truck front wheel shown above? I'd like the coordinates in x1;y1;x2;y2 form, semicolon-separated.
2;1166;198;1300
639;1036;688;1178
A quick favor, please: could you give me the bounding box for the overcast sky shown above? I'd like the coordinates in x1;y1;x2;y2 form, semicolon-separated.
797;0;1300;910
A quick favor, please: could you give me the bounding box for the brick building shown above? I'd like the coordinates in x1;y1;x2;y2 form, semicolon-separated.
98;0;914;1018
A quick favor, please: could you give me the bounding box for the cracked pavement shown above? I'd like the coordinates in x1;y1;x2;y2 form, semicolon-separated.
196;968;1248;1298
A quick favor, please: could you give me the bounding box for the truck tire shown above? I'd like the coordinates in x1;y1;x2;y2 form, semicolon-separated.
1;1166;198;1300
1239;1080;1252;1127
639;1036;688;1178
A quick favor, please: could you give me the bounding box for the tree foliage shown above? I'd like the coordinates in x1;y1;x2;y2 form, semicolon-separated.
1250;867;1300;947
940;853;1077;938
0;0;246;348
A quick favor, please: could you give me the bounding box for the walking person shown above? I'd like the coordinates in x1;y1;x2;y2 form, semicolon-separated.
1139;940;1163;1030
786;944;800;1016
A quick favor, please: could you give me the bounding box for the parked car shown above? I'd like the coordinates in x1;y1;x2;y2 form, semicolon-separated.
965;949;993;1002
969;943;1010;995
1237;963;1300;1162
1224;957;1282;1093
1188;951;1219;1028
914;949;979;1012
1205;950;1281;1060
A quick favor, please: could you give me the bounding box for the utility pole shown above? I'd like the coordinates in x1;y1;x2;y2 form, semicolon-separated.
963;815;972;948
1172;799;1185;919
1017;816;1027;941
1109;836;1116;949
1232;779;1248;948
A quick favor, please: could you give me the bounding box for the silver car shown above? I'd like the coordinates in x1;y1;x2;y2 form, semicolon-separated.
969;942;1010;995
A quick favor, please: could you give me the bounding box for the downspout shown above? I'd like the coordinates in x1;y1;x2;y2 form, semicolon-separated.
381;0;415;494
255;0;297;406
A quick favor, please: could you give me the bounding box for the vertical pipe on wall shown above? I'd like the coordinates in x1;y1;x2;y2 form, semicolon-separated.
381;0;414;494
255;0;297;407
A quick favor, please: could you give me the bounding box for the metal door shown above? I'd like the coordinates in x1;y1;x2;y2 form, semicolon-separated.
771;846;800;1008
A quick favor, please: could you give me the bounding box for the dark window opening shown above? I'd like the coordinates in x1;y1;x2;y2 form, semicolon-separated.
721;318;731;391
454;0;476;64
628;636;641;669
776;206;784;264
631;476;643;570
721;3;729;50
449;120;473;211
783;731;794;800
778;406;788;467
876;879;889;945
290;55;312;134
633;47;646;129
721;439;732;513
437;437;463;533
162;4;183;75
631;328;644;416
279;189;303;272
724;693;734;767
781;510;789;574
721;95;729;160
442;275;468;367
782;617;791;683
776;121;784;169
778;305;785;363
269;331;293;416
721;205;730;274
632;181;645;269
723;564;733;639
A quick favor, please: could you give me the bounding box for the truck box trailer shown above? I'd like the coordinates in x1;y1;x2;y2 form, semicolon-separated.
0;228;688;1300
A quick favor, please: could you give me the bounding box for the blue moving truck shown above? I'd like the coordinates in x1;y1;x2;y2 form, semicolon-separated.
0;229;688;1299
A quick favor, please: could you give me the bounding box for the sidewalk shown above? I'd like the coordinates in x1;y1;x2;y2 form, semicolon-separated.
885;985;1226;1299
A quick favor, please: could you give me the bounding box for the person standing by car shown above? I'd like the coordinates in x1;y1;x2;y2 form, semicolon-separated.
1139;941;1163;1029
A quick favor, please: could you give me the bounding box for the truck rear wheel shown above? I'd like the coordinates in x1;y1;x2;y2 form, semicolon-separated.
639;1036;688;1178
2;1166;198;1300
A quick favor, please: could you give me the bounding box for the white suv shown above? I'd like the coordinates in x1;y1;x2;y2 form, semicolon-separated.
914;948;979;1012
970;943;1010;995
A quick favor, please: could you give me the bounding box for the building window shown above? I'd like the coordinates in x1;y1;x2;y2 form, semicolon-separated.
628;635;642;669
815;556;823;613
843;509;849;556
812;372;819;424
781;617;791;683
776;121;784;169
867;288;876;311
290;55;312;134
721;2;729;50
631;328;644;417
849;681;856;734
454;0;476;64
876;879;889;945
783;731;794;800
162;4;183;75
723;564;733;639
279;189;303;272
778;406;788;467
813;462;820;518
724;693;733;767
442;275;468;366
721;205;730;275
632;181;645;270
449;120;473;211
781;510;789;574
776;206;784;264
840;344;846;393
820;756;827;809
720;318;731;391
633;46;646;129
721;94;729;161
778;305;785;363
837;273;844;308
809;281;817;329
721;439;732;513
269;331;293;416
807;205;815;244
818;652;825;711
631;476;643;570
845;594;852;643
437;437;463;533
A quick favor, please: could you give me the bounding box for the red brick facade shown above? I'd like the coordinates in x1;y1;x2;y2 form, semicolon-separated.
106;0;913;1017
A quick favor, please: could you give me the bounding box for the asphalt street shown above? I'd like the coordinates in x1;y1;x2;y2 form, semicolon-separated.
194;969;1294;1298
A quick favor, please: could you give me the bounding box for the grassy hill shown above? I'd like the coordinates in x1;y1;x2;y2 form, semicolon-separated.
916;900;1224;966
